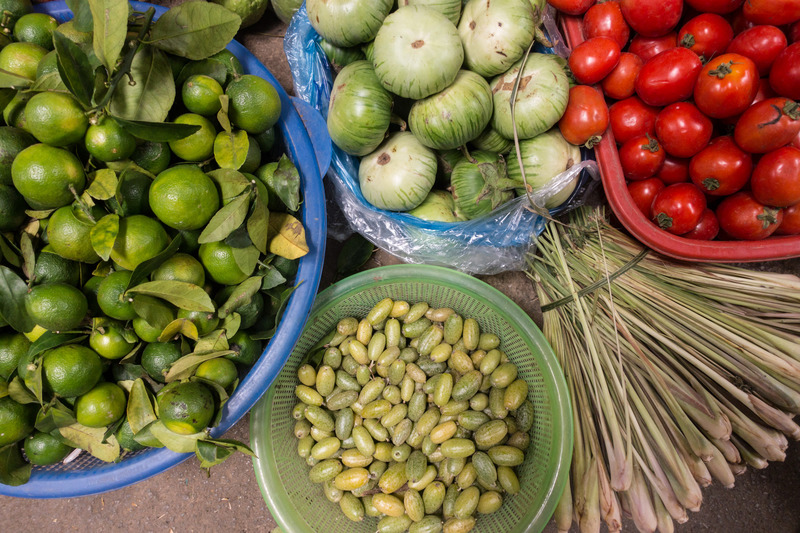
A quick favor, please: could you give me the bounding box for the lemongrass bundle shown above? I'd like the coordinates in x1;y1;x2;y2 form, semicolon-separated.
529;206;800;533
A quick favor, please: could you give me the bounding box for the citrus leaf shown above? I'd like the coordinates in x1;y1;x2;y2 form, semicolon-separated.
102;416;125;442
0;382;6;399
90;213;119;262
20;232;34;281
195;439;233;469
260;264;286;290
149;420;206;453
29;71;68;93
221;313;240;339
0;444;32;486
204;437;255;456
157;317;199;343
112;363;147;382
198;190;251;244
268;154;301;212
92;64;109;107
268;213;309;260
127;280;215;312
87;169;118;200
0;234;21;268
59;423;120;462
110;46;175;123
194;329;229;354
250;284;297;341
231;244;260;276
53;30;94;107
0;68;32;88
131;421;165;448
35;399;77;433
207;168;250;203
88;0;128;71
66;0;94;32
223;224;253;248
218;276;262;318
214;129;249;170
217;94;231;133
114;117;201;142
27;332;86;360
131;294;174;331
164;349;233;382
125;232;183;291
247;193;269;254
148;1;241;61
337;234;374;275
0;265;34;333
127;378;157;434
7;377;37;405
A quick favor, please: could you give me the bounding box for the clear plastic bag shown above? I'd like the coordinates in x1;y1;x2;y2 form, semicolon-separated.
284;4;599;275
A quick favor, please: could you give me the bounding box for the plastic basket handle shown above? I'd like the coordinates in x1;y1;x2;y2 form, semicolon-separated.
291;97;332;178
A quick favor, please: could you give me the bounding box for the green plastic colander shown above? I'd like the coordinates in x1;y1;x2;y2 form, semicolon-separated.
250;264;573;533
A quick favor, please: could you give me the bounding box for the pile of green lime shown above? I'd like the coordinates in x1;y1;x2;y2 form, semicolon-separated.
0;0;307;485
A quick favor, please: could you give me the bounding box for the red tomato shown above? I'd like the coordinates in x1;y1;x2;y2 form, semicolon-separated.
558;85;610;147
716;191;783;240
651;183;707;235
655;155;690;184
689;136;752;196
684;0;743;14
678;14;734;61
569;37;621;85
791;21;800;44
628;33;677;62
794;131;800;149
693;53;759;119
734;97;800;153
548;0;596;15
721;78;776;126
627;177;665;216
729;10;758;35
635;48;703;107
750;146;800;207
743;0;800;26
775;203;800;235
682;209;720;240
619;134;666;180
583;1;630;49
655;102;714;158
600;53;642;100
620;0;683;37
608;97;659;145
726;26;788;77
769;42;800;100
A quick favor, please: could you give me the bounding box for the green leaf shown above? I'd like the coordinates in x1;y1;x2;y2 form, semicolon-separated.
0;68;32;88
27;332;86;360
149;420;206;453
0;382;6;398
224;224;253;248
0;444;32;486
127;378;157;434
158;317;199;342
194;329;229;354
126;232;183;290
127;280;215;312
131;294;174;331
92;64;109;106
20;232;34;282
231;245;260;277
337;234;374;275
90;213;119;262
0;234;21;268
53;30;94;107
214;129;249;170
195;439;234;469
164;350;233;382
66;0;94;32
87;169;118;200
59;423;121;462
198;190;251;244
260;264;286;290
110;46;175;123
247;193;269;254
221;313;240;339
35;399;77;433
114;117;201;142
207;168;251;204
112;362;148;382
7;377;37;405
131;421;164;448
103;416;125;442
218;276;262;318
0;265;34;333
29;71;68;93
217;94;231;132
267;154;301;212
148;1;241;61
250;284;297;341
88;0;128;71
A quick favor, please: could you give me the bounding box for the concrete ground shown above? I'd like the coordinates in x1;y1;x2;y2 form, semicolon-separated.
2;3;800;532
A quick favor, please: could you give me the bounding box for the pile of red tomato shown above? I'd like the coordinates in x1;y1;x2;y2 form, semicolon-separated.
552;0;800;241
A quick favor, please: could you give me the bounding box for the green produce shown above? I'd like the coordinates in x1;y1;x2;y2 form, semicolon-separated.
307;0;393;48
449;151;516;220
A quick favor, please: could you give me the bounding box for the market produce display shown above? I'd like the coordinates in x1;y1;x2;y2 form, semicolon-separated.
532;206;800;532
549;0;800;242
312;0;583;222
0;0;311;486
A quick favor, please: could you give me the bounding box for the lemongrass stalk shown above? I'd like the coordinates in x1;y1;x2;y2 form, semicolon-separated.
597;458;622;532
710;437;741;465
730;434;770;470
652;490;675;533
581;457;602;533
746;393;800;440
703;442;735;489
729;462;747;476
718;400;787;462
554;475;574;533
632;445;688;524
627;463;658;533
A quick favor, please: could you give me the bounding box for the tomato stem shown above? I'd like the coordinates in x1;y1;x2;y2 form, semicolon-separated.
708;61;734;80
757;208;781;229
655;212;673;230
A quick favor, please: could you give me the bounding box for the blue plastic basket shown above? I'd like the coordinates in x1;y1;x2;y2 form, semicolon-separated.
0;0;330;499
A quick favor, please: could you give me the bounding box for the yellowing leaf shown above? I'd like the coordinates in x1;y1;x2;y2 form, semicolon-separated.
158;317;199;342
268;213;308;260
90;213;119;262
59;424;120;463
87;169;118;200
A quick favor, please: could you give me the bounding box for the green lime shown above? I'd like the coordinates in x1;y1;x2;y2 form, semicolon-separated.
2;90;31;130
35;49;59;79
156;381;215;435
25;91;89;147
89;319;138;360
168;113;216;161
23;431;73;465
0;125;36;186
110;215;170;271
75;382;126;428
226;74;281;135
25;282;88;332
225;330;261;366
215;285;264;329
149;165;219;231
96;270;137;321
195;357;238;389
82;274;104;314
253;127;276;154
0;183;27;231
115;418;145;452
0;332;30;381
13;12;58;50
239;133;262;174
130;141;171;175
0;396;36;447
106;170;152;217
177;309;219;337
42;344;102;398
182;74;223;116
0;0;32;30
209;0;269;28
0;41;47;80
198;241;253;286
11;143;86;210
32;246;81;286
46;204;102;264
140;341;182;383
151;252;205;286
85;117;136;162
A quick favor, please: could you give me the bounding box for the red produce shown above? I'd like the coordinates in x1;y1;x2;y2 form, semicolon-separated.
627;177;665;216
655;155;690;184
716;191;783;240
769;42;800;100
684;0;743;14
569;37;621;85
734;97;800;153
558;85;610;147
775;203;800;235
682;209;720;240
628;32;677;62
694;53;759;119
651;182;707;235
619;134;666;181
620;0;683;37
655;102;714;158
726;25;788;77
750;146;800;207
600;52;642;100
689;136;752;196
742;0;800;26
790;21;800;44
609;97;659;145
547;0;596;15
583;1;630;49
678;14;734;61
635;47;703;107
